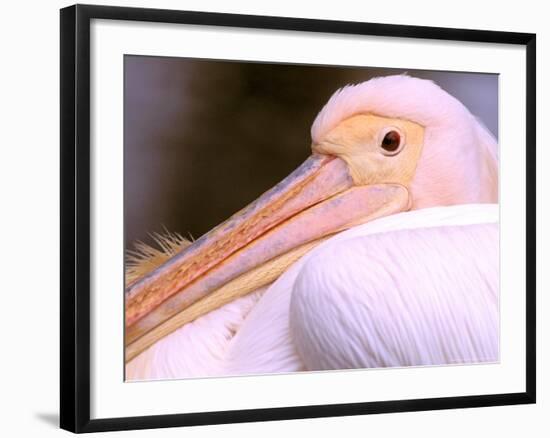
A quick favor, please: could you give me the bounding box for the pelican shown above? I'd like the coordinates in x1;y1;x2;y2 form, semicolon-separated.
125;75;499;380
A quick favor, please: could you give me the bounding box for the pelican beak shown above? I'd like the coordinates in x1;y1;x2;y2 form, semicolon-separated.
125;154;410;349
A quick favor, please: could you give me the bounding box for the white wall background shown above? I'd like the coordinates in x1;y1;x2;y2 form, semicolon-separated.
0;0;546;436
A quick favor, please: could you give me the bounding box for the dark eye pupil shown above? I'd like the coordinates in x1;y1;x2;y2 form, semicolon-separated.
381;130;401;152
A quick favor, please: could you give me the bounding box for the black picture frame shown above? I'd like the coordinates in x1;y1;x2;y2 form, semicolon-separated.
60;4;536;433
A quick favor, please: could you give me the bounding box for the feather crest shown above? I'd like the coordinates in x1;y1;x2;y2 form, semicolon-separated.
125;230;192;287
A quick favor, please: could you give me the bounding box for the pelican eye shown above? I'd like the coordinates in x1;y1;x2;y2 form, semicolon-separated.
380;129;402;155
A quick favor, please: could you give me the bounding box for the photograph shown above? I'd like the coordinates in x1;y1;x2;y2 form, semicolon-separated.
123;56;500;381
57;3;537;433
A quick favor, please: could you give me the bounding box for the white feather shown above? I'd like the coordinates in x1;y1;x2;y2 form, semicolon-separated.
126;288;266;381
219;204;499;375
290;223;499;370
127;205;498;381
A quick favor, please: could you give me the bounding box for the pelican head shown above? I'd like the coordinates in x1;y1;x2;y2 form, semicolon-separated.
125;75;498;356
311;75;498;208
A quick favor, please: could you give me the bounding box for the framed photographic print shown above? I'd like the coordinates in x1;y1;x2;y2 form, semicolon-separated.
60;4;536;433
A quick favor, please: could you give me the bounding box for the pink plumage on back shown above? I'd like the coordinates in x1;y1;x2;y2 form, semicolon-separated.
290;222;498;370
127;205;499;379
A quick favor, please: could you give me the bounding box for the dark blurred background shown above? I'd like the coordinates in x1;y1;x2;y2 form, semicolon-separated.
124;55;498;251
